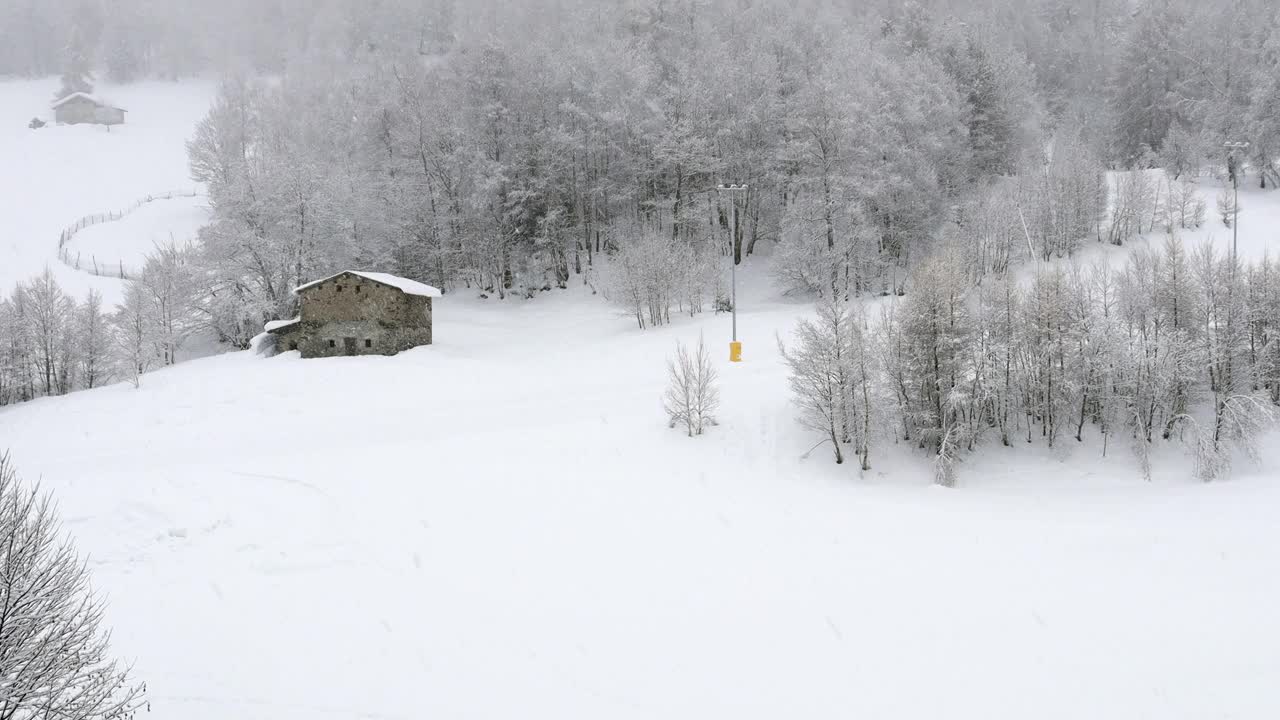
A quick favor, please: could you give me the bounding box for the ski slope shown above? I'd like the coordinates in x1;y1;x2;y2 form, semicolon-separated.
0;78;214;303
1;267;1279;720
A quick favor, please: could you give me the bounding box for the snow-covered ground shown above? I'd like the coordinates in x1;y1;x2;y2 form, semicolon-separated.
1;78;1279;719
2;266;1279;719
63;193;210;276
1101;170;1278;266
0;78;214;303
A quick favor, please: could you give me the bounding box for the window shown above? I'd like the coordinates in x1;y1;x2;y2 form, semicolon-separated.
355;285;361;294
365;339;372;348
328;339;336;348
336;285;343;293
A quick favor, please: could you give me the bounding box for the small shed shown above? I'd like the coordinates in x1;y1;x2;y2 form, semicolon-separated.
265;271;441;358
51;93;126;126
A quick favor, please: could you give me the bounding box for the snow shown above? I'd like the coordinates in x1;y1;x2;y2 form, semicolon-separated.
1;265;1279;720
294;271;444;297
1;78;1279;720
0;78;215;304
63;194;210;276
50;91;123;110
264;318;300;332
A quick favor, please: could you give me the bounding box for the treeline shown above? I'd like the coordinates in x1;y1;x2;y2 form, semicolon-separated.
177;0;1280;346
185;0;1047;345
782;236;1280;484
0;0;457;81
0;245;199;407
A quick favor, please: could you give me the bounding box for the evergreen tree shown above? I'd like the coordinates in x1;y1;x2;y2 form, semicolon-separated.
54;10;96;101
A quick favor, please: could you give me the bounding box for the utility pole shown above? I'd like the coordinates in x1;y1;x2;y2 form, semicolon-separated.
717;183;748;362
1225;141;1250;268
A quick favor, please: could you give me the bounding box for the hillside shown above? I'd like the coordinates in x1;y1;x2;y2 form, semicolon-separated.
2;71;1280;719
2;265;1279;719
0;78;214;303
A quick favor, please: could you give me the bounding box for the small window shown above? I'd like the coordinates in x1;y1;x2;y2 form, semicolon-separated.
355;285;362;294
336;285;343;293
364;339;372;348
328;339;336;348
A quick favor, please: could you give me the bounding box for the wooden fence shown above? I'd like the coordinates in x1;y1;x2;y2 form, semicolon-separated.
56;189;202;281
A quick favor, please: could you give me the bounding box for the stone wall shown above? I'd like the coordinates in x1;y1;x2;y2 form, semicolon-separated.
294;272;432;358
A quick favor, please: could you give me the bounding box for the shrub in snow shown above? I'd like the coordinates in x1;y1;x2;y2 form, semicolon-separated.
1108;168;1156;245
1217;187;1239;227
1159;122;1205;180
0;453;145;719
1165;179;1205;230
1215;394;1277;469
611;227;719;330
664;336;719;437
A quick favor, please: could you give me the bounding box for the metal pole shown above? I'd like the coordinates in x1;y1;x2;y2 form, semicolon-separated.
731;198;737;343
718;183;747;361
1225;141;1249;270
1233;171;1239;266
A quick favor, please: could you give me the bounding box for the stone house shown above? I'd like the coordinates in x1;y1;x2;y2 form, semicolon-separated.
265;271;441;358
51;93;127;126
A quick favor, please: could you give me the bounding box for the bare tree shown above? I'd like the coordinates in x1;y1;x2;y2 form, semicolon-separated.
77;291;111;390
0;453;146;720
1216;187;1239;227
664;335;719;437
779;297;855;464
1165;179;1206;231
111;284;151;389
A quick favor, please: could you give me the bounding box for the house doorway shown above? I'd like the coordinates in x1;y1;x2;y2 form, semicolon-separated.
343;337;357;355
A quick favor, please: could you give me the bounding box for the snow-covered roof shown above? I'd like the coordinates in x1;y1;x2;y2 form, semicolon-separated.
50;92;125;111
264;317;300;332
294;271;442;298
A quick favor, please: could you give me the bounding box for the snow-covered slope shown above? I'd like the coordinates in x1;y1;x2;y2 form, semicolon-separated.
63;193;210;276
1;272;1277;720
1091;171;1278;268
3;77;1279;719
0;79;214;302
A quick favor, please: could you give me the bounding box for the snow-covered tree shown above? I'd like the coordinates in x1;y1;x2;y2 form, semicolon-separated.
77;289;111;389
53;3;98;101
112;282;152;389
1217;187;1240;228
0;453;146;719
664;335;719;438
779;297;857;465
137;242;199;366
22;269;76;397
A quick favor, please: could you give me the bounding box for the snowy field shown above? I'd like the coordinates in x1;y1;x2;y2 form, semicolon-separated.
63;193;210;276
0;78;214;303
1104;169;1280;265
1;78;1279;718
1;267;1279;719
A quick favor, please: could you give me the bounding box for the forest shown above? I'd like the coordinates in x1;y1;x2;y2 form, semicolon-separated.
3;0;1280;481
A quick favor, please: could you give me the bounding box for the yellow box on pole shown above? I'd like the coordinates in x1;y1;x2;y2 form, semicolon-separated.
729;341;742;362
